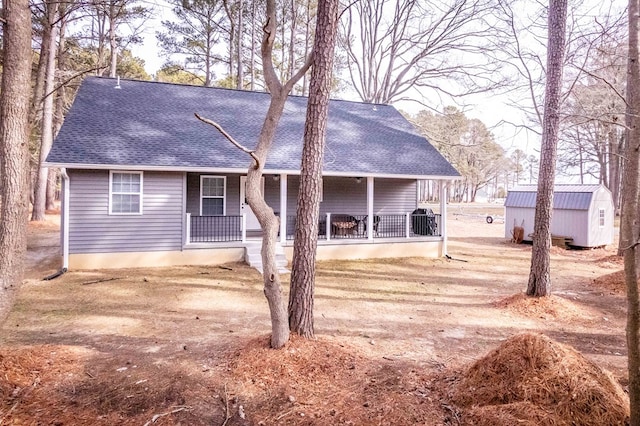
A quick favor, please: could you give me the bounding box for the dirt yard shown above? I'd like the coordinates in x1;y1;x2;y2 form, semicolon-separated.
0;203;630;425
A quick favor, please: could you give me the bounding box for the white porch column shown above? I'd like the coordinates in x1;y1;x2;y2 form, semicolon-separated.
326;213;331;241
367;176;374;240
185;213;191;245
279;174;287;242
61;168;70;270
440;180;448;256
241;214;247;243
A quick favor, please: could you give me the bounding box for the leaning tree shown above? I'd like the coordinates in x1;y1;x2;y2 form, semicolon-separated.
196;0;313;348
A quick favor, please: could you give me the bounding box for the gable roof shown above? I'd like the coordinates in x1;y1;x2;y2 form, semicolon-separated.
46;77;459;179
504;184;607;210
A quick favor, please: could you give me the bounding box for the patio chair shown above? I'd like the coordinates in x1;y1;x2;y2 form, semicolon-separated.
363;215;381;236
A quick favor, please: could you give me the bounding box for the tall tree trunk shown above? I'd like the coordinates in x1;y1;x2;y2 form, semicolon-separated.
223;0;235;84
250;0;255;91
289;0;340;338
109;1;118;78
236;0;243;89
32;3;59;221
302;0;311;96
526;0;567;297
29;7;52;126
0;0;34;322
47;16;69;211
245;0;312;348
623;0;640;422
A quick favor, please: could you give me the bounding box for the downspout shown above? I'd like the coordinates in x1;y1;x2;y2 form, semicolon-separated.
44;168;69;280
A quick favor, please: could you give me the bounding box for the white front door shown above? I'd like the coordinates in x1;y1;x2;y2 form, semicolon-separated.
240;176;264;230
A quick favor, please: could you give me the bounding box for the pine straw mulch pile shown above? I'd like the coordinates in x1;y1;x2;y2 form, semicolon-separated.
493;293;598;323
589;254;628;295
448;332;630;426
0;334;630;425
225;334;450;425
0;345;225;425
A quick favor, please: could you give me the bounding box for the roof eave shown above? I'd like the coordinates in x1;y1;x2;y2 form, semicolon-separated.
44;161;461;181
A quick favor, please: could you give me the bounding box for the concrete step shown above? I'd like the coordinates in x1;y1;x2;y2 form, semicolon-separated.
245;242;289;274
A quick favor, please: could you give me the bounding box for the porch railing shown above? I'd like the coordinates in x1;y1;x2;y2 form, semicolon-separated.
187;214;244;243
186;212;441;244
285;212;441;240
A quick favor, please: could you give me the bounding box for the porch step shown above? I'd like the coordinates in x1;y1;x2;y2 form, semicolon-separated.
244;242;289;274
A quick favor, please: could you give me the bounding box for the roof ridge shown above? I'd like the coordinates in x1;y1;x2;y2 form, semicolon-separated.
87;76;392;108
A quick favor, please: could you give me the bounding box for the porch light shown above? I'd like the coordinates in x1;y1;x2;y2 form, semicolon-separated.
273;175;280;181
355;177;362;183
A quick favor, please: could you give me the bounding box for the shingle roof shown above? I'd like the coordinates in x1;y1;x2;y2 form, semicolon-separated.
46;77;460;178
504;185;604;210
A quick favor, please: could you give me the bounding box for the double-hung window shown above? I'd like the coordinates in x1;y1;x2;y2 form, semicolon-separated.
598;208;605;228
201;176;226;215
110;171;143;214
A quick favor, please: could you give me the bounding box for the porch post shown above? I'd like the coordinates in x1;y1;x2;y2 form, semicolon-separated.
367;176;374;240
440;180;448;256
241;214;247;243
326;212;331;241
405;213;411;238
61;168;70;269
185;213;191;245
279;174;287;242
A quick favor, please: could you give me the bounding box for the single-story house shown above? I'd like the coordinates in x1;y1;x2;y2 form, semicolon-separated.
504;184;614;248
45;77;460;270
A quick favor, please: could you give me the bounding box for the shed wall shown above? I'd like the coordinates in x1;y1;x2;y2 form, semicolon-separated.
68;169;184;254
587;188;615;247
504;185;614;247
504;207;536;241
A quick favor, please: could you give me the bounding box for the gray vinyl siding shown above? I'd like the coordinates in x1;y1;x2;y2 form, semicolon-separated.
285;176;416;216
186;173;240;216
374;178;417;214
285;176;300;217
264;177;281;213
319;176;367;215
184;173;417;219
68;169;184;254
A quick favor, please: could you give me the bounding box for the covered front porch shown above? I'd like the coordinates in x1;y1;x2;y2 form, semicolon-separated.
183;173;450;256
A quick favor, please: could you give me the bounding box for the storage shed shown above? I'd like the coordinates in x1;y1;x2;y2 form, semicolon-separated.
504;184;614;248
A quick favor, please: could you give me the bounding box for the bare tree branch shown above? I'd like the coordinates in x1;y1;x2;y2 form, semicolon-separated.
194;112;260;168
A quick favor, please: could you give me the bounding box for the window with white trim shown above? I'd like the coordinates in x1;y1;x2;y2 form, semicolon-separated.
109;171;143;214
599;208;605;227
201;176;226;215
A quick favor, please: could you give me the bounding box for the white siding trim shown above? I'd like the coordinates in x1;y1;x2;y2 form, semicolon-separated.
61;168;70;269
279;174;287;241
109;170;143;215
44;162;462;181
200;175;227;216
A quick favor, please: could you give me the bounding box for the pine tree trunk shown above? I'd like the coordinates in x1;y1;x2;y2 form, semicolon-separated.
244;0;313;348
526;0;567;297
623;1;640;422
109;1;118;78
289;0;339;337
0;0;36;323
32;4;59;221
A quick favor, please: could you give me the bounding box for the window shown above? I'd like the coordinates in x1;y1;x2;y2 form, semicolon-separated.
599;208;605;227
201;176;226;215
109;171;142;214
